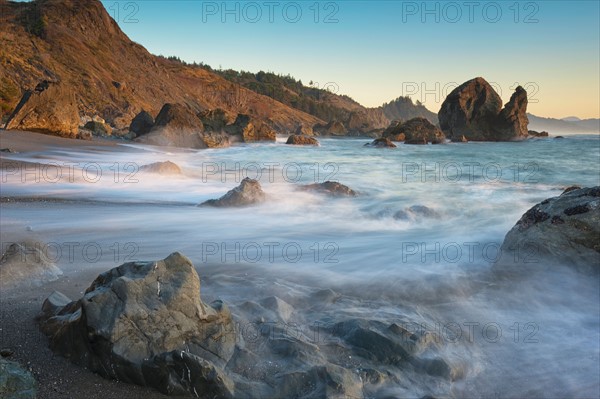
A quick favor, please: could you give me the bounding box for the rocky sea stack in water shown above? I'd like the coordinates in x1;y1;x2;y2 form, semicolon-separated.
438;77;529;141
495;186;600;275
200;178;266;207
38;253;236;398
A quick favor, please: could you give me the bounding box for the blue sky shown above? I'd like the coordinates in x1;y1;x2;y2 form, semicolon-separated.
46;1;600;117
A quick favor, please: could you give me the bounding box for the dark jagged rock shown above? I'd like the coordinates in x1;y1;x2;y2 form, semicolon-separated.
496;85;529;139
562;185;582;195
38;253;236;398
226;114;276;142
5;82;79;138
301;181;358;197
129;110;154;136
365;138;397;148
200;178;266;207
286;135;319;146
438;77;529;141
496;187;600;274
383;117;445;144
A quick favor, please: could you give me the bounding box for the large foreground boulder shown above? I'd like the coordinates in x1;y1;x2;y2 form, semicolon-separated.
495;187;600;274
4;82;79;138
38;252;236;398
383;117;446;144
200;178;266;207
0;242;62;289
438;77;529;141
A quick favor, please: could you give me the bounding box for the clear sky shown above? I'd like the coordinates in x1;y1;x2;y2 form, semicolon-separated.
66;1;600;118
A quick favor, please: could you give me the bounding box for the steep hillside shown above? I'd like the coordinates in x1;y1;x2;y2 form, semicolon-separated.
0;0;321;131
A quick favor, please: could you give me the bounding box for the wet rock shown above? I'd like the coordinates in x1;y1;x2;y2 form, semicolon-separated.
365;138;397;148
276;365;363;399
129;110;154;136
139;161;182;175
38;253;236;397
286;135;319;146
141;351;234;398
496;186;600;274
0;358;37;398
200;178;266;207
301;181;358;197
0;242;62;289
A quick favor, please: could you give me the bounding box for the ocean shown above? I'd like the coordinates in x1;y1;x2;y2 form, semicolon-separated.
1;134;599;397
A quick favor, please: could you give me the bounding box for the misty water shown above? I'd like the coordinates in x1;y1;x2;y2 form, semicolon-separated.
1;135;599;398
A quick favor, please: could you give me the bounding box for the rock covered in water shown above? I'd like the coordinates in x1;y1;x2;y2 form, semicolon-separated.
495;186;600;274
139;161;182;175
364;138;397;148
4;82;79;138
301;181;358;197
286;135;319;146
438;77;529;141
394;205;441;221
200;178;266;207
38;252;236;398
0;242;62;289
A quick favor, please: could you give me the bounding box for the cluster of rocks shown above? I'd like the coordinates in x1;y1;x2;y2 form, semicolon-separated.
382;117;446;144
132;104;276;149
199;179;359;208
37;252;463;398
